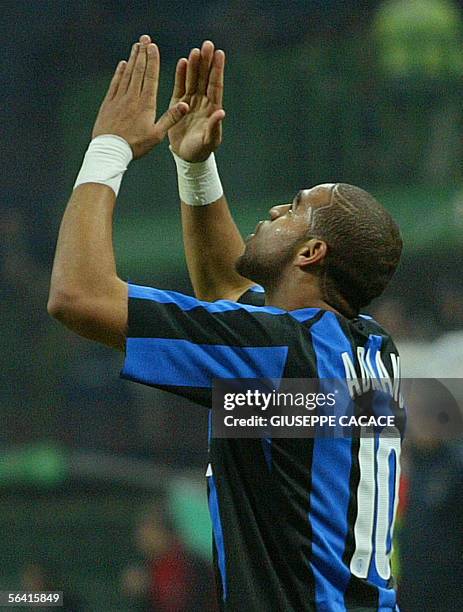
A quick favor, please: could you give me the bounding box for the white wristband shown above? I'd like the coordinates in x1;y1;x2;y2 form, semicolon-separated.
170;146;223;206
74;135;133;196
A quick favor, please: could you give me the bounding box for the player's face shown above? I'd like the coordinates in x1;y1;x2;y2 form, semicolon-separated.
236;184;334;285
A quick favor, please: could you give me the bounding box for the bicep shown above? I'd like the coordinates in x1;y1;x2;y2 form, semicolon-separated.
53;279;128;351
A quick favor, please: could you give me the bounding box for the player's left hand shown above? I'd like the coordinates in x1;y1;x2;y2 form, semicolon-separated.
92;35;189;159
168;40;226;162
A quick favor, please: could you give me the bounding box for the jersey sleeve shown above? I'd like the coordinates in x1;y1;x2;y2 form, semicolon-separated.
237;284;266;306
121;283;288;406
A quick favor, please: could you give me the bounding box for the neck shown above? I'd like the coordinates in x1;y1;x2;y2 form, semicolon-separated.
263;273;340;314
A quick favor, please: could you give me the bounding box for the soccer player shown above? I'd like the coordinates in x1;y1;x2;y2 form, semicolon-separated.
49;35;404;612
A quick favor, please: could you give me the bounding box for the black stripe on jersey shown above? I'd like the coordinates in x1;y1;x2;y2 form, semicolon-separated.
237;288;266;307
337;316;364;580
128;297;317;347
280;310;325;378
123;380;212;408
247;313;324;608
271;313;323;607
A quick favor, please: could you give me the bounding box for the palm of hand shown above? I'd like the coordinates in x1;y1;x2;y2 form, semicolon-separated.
168;43;225;163
170;94;219;162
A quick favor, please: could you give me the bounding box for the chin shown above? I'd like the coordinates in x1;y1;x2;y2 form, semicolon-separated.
236;252;272;287
235;252;252;279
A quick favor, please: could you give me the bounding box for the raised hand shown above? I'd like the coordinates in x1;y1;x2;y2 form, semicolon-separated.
168;40;226;162
92;35;189;159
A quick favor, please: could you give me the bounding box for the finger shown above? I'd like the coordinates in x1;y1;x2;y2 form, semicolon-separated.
154;102;189;140
104;60;127;101
119;42;139;94
207;50;225;106
141;43;160;110
171;58;187;101
185;48;200;95
205;109;225;147
128;40;148;95
139;34;151;45
197;40;215;95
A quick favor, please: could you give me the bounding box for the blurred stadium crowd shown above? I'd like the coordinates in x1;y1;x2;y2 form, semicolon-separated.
3;0;463;609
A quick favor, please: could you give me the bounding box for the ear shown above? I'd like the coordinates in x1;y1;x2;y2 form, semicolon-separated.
294;239;327;269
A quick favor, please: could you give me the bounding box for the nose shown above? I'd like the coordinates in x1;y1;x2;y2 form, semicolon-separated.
269;204;290;221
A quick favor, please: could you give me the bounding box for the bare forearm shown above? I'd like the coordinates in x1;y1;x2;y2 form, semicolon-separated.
48;183;127;347
48;35;189;349
181;195;252;301
169;42;248;301
50;184;118;296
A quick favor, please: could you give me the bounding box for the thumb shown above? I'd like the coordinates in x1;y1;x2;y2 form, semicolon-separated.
205;109;225;148
154;102;189;139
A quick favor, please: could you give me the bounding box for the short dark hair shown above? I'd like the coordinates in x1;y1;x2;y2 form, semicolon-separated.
311;183;402;318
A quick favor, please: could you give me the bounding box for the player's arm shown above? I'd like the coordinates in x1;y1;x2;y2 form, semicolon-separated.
168;41;253;302
48;182;127;349
121;284;287;406
48;36;189;350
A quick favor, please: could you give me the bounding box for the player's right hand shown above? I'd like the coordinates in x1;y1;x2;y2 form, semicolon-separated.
168;41;226;162
92;35;189;159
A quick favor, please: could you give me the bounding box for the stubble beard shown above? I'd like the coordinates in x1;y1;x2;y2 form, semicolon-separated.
235;241;294;289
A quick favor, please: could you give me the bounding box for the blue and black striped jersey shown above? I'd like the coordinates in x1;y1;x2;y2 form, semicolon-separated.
121;282;404;612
